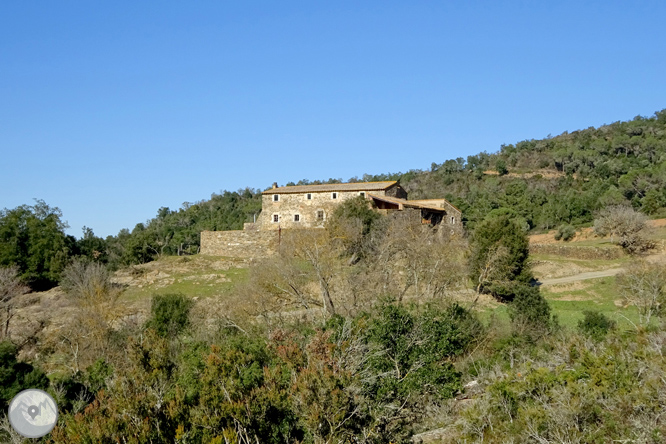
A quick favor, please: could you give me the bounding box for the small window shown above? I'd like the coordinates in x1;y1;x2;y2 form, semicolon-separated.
294;214;300;222
359;192;365;197
451;216;455;224
331;192;338;199
273;214;279;223
306;193;312;200
316;210;324;220
273;194;279;202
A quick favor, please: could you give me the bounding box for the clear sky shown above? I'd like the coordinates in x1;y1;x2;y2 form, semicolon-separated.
2;1;665;238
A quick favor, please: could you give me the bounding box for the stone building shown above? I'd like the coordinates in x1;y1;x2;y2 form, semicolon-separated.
250;181;404;230
245;180;461;230
201;180;462;258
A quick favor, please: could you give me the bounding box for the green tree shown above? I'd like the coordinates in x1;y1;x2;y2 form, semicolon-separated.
75;226;108;263
470;211;533;295
496;159;508;176
0;200;73;290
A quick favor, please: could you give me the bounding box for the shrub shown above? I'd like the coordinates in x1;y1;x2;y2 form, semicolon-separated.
554;224;576;241
507;284;554;339
362;303;481;438
0;341;49;410
146;293;194;337
578;310;615;341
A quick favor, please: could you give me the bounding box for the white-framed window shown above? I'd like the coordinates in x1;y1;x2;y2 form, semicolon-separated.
273;194;279;202
316;210;325;221
451;216;455;224
331;192;338;199
273;214;279;223
306;193;312;200
294;214;300;222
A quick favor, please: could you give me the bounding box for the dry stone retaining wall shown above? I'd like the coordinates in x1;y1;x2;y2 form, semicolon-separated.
200;229;279;259
529;243;624;260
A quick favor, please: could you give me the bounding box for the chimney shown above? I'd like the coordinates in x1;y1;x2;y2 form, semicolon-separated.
272;182;278;189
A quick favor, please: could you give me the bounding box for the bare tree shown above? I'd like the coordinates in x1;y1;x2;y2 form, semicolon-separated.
281;229;339;317
0;266;29;341
57;260;125;371
617;260;666;325
594;205;655;254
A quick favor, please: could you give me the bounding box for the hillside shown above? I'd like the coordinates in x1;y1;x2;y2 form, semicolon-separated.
3;140;666;441
95;109;666;268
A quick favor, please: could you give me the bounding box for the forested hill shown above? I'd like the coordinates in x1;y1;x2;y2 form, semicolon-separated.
4;110;665;279
107;109;666;267
401;109;666;230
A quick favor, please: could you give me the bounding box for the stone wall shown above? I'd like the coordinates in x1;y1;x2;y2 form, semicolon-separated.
200;229;279;258
257;189;386;230
529;243;624;260
385;183;408;199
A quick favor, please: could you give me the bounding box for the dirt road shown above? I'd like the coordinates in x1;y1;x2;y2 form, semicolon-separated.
538;268;623;286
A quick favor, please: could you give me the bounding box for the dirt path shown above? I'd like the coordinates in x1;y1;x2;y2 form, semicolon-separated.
538;268;623;286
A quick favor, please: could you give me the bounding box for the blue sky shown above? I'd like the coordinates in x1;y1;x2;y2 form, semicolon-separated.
1;1;665;238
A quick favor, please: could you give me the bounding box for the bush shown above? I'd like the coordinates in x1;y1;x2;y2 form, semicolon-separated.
0;341;49;409
554;224;576;241
362;303;481;438
578;311;615;341
145;293;194;337
506;284;554;339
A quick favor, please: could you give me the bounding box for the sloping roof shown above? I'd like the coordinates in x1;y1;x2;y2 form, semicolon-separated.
367;194;446;212
263;181;398;194
408;198;462;213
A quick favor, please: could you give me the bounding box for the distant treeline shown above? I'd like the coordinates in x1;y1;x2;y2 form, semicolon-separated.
2;110;666;286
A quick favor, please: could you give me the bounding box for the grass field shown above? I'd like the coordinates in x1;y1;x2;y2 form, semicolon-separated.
117;255;250;302
541;277;640;329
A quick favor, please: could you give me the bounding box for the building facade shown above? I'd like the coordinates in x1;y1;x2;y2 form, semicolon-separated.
247;181;460;231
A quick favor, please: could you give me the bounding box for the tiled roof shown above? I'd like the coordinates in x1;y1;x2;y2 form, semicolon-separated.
263;181;398;194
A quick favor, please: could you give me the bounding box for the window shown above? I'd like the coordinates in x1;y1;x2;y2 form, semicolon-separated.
451;216;455;224
316;210;324;220
306;193;312;200
273;214;279;223
359;192;366;197
273;194;279;202
331;192;338;199
294;214;300;222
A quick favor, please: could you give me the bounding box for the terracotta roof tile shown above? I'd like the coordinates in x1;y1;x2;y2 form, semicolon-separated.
263;181;398;194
